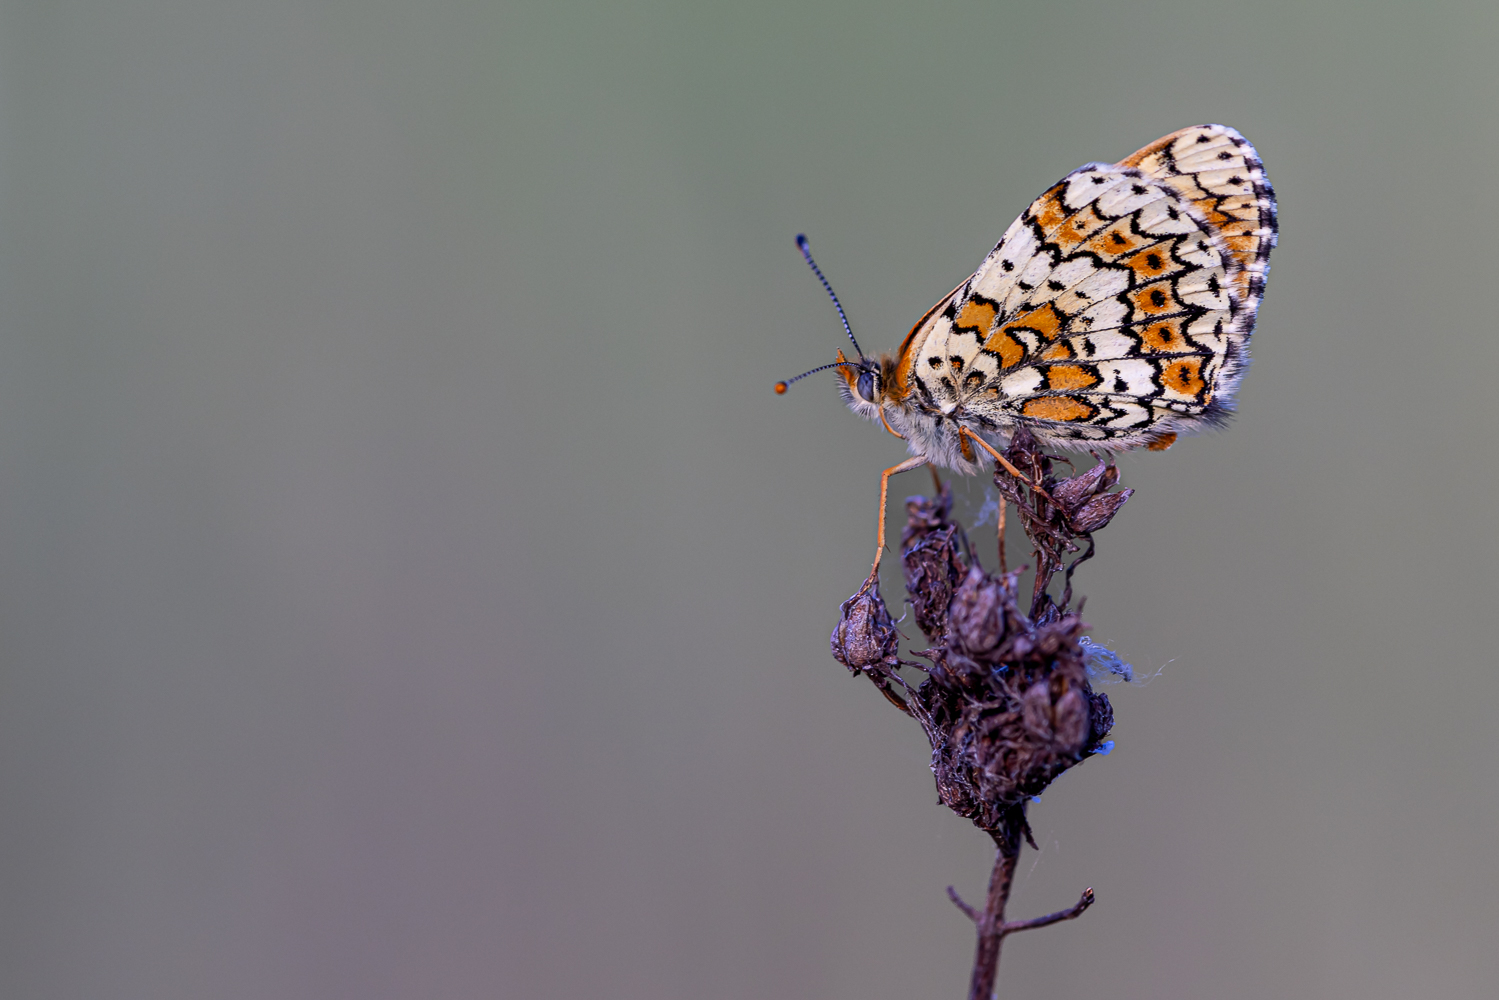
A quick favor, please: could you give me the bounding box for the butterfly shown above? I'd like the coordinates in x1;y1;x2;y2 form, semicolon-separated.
778;125;1277;581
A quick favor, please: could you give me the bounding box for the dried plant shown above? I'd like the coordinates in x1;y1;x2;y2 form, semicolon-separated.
830;427;1132;999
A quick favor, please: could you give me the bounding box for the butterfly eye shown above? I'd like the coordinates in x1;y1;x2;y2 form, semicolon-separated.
856;369;879;403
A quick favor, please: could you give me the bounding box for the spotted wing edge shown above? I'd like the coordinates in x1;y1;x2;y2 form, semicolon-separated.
1121;123;1278;330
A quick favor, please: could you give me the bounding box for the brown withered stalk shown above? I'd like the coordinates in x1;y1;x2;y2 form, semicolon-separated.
830;427;1131;999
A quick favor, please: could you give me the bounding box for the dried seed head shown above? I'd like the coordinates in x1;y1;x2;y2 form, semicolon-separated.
947;565;1011;660
1051;684;1093;753
900;481;954;548
830;583;899;676
1068;488;1133;533
1049;460;1114;510
899;484;966;642
1020;681;1053;738
829;445;1131;839
1088;690;1115;750
1047;459;1132;534
940;650;990;689
903;525;964;643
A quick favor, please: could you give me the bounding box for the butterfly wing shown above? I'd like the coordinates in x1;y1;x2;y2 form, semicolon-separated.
1121;124;1277;323
900;125;1275;450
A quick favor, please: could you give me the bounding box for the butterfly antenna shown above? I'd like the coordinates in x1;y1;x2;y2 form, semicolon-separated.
796;234;865;360
774;359;861;395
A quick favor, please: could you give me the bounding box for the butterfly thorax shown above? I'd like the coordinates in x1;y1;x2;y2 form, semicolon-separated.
836;348;1000;475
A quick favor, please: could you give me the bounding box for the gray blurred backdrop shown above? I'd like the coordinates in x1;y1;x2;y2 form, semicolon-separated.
2;1;1496;997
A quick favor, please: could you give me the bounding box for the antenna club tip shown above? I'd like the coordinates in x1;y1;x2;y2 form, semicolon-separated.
774;381;788;394
795;233;809;249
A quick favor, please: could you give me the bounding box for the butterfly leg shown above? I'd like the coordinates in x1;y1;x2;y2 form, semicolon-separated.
865;455;930;586
959;427;1058;503
957;427;1027;481
997;495;1008;575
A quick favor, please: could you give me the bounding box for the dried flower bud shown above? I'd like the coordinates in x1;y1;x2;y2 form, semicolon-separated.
1020;680;1054;739
947;566;1009;659
904;525;963;642
1049;460;1114;509
830;583;899;675
900;485;953;549
1088;690;1114;749
1020;679;1090;753
1068;488;1133;533
1051;686;1091;752
1049;459;1130;533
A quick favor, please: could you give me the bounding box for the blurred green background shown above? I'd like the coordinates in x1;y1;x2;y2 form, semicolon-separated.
2;1;1496;997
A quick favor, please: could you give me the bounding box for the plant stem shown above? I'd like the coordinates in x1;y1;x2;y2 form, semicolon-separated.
967;833;1020;1000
